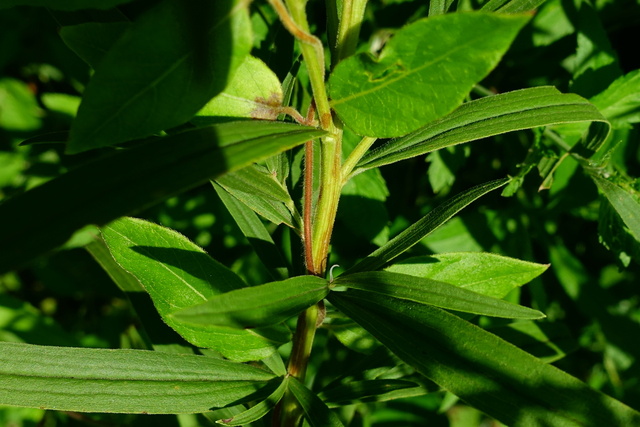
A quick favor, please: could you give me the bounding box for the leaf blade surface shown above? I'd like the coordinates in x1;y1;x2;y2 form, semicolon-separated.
329;13;529;137
0;342;275;414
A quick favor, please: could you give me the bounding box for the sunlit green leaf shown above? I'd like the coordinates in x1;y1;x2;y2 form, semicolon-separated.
481;0;546;13
196;55;283;122
68;0;252;153
334;271;544;319
0;78;42;131
0;342;275;414
590;69;640;128
355;87;610;173
0;121;324;274
329;290;640;426
101;217;289;361
329;13;529;137
172;276;329;329
346;179;508;274
386;252;549;299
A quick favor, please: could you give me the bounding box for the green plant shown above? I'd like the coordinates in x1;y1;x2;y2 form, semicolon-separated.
1;0;640;426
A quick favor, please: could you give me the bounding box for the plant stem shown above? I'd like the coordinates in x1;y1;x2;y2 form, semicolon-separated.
310;133;342;274
279;304;320;427
270;0;334;131
303;140;315;274
341;136;377;182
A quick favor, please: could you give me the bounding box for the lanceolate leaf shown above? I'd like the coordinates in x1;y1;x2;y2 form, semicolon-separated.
329;13;530;137
481;0;546;13
386;253;549;299
334;271;544;319
591;175;640;242
590;69;640;127
67;0;252;153
0;121;324;274
288;377;345;427
101;217;289;362
215;163;300;228
213;182;290;281
219;377;289;426
346;178;508;274
172;276;329;329
355;87;610;173
0;342;275;414
0;0;132;10
320;379;427;407
328;290;640;426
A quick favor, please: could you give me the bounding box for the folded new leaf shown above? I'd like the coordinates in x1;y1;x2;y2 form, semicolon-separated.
172;276;329;329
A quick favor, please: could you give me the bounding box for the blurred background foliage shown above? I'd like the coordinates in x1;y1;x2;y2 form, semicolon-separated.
1;0;639;425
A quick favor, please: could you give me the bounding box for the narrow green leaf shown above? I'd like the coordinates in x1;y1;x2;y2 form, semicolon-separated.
346;178;508;274
0;121;324;274
101;217;289;362
482;0;546;13
386;252;549;299
329;13;529;137
428;0;455;16
288;377;345;427
334;271;544;319
591;175;640;242
328;290;640;426
356;87;610;173
213;182;289;281
196;55;283;122
0;342;275;414
67;0;252;153
0;0;132;10
489;321;579;363
319;379;427;408
590;69;640;128
215;163;300;228
172;276;329;329
219;377;289;426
